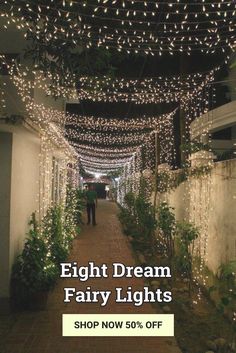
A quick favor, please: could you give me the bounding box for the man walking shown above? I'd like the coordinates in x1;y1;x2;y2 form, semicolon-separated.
86;184;98;226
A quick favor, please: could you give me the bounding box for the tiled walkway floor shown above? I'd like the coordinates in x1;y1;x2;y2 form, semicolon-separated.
0;200;181;353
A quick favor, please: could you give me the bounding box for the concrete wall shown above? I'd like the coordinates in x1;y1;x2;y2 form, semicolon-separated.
158;159;236;274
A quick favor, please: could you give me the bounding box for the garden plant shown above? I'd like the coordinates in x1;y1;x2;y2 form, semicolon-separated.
11;186;84;310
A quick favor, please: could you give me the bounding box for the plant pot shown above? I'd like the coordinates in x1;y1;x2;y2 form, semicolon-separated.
10;280;29;311
28;291;49;311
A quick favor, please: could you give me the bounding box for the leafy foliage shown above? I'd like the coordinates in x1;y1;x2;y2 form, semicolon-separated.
25;37;117;90
42;205;69;266
124;192;136;213
135;195;157;238
11;186;84;307
42;187;84;265
207;261;236;349
119;192;141;238
157;165;212;194
180;141;210;155
175;221;199;292
216;261;236;315
107;168;123;180
65;186;84;235
75;188;86;225
119;188;157;249
11;214;58;307
139;175;153;200
156;202;176;259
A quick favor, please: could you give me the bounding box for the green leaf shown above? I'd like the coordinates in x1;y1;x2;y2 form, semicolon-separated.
208;285;217;293
221;297;230;306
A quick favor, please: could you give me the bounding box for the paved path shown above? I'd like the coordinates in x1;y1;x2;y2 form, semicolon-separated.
0;200;181;353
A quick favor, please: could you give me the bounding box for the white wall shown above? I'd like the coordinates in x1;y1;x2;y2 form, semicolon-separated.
157;160;236;274
208;161;236;270
9;126;41;273
0;125;41;298
0;132;12;297
0;20;26;53
0;74;65;118
34;86;65;112
1;76;26;116
0;122;75;299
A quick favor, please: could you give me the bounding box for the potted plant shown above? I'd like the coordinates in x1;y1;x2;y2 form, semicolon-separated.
11;214;58;310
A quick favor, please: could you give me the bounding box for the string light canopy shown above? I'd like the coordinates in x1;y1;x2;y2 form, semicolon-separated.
0;54;176;174
1;0;236;56
1;2;229;292
66;128;152;145
65;109;177;147
0;6;225;175
79;154;132;164
75;69;217;104
65;109;177;173
65;111;177;131
5;60;218;105
0;51;200;176
71;143;139;155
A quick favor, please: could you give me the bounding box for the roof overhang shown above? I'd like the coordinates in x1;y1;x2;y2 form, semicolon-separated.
191;101;236;140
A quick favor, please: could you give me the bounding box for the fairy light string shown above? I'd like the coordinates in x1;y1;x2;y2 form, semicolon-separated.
1;0;236;56
1;1;234;310
1;59;219;104
0;55;178;178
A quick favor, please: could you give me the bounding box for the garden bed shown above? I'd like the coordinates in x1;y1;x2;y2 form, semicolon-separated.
133;245;235;353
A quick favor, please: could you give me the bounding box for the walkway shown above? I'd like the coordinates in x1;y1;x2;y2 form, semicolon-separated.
0;200;181;353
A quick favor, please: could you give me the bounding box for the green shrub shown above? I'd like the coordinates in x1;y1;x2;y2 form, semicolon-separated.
11;214;58;306
11;186;84;308
217;261;236;313
119;207;138;236
139;176;151;200
42;205;70;266
119;192;138;236
156;202;176;259
75;188;85;225
124;192;136;214
135;195;157;238
157;166;211;194
180;141;210;154
119;190;156;250
42;186;83;265
175;221;199;290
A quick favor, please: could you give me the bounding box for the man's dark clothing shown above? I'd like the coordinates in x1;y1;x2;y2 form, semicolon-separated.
86;190;97;225
87;203;96;225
